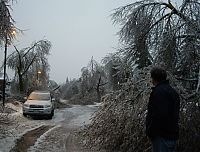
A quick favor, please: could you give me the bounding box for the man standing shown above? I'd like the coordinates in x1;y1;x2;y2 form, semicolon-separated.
146;67;180;152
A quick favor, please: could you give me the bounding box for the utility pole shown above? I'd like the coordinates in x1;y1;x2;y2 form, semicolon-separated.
2;35;8;107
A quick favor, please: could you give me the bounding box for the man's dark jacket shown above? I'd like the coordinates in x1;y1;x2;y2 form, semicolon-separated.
146;80;180;140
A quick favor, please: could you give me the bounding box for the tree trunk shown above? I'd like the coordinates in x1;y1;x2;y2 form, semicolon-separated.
97;89;101;103
18;72;24;93
96;76;102;103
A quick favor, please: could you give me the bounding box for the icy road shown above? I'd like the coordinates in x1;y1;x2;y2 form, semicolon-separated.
0;103;99;152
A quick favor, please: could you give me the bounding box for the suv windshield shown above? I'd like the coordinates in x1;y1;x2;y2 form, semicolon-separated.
28;92;50;100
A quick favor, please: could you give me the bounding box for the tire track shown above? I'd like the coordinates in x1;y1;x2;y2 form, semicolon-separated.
10;125;53;152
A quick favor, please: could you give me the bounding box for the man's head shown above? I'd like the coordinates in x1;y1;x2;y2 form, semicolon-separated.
150;67;167;86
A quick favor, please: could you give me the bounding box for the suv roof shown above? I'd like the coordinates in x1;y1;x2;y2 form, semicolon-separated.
32;90;50;94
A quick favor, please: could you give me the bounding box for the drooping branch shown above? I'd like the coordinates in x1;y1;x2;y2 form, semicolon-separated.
175;77;198;82
13;45;22;69
196;67;200;93
21;54;37;76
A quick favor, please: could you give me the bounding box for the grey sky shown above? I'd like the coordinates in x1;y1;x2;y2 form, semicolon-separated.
2;0;181;83
9;0;133;83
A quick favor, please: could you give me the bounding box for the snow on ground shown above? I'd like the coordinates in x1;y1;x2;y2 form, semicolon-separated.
67;104;98;127
0;102;46;152
59;99;69;104
6;101;23;113
68;111;92;127
51;109;66;123
0;117;46;152
86;102;102;108
0;101;99;152
25;105;98;152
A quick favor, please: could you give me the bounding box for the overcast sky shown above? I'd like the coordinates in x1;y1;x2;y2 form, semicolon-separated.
1;0;181;83
4;0;132;83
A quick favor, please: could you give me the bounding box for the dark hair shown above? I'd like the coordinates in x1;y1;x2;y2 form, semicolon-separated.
150;67;167;82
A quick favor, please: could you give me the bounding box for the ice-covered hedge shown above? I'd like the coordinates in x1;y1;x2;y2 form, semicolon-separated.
80;67;200;152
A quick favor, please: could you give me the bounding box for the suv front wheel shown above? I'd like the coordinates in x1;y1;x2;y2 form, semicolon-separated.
23;113;27;117
47;110;54;119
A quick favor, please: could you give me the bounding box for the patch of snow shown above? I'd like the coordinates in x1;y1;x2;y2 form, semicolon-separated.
87;102;102;108
67;105;95;114
0;124;45;152
0;136;16;152
66;105;98;127
51;109;64;123
68;111;93;127
59;99;69;104
6;101;23;113
0;101;46;152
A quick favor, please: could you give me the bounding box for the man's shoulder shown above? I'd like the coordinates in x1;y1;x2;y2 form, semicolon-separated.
154;83;176;94
155;83;179;98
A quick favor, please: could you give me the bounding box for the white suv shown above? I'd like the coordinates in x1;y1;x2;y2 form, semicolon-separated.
23;91;54;119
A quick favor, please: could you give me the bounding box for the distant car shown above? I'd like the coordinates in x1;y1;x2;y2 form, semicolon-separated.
23;91;55;119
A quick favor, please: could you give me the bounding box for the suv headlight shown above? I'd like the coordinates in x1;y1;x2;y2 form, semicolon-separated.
44;105;51;108
23;104;29;108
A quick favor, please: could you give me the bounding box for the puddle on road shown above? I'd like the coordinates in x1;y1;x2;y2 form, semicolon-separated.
10;125;53;152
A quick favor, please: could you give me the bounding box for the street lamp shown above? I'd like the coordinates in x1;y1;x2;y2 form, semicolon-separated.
37;70;42;80
37;70;42;75
37;70;42;86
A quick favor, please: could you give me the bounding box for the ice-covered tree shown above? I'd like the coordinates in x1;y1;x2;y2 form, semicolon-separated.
0;0;16;44
112;0;200;91
80;57;107;102
102;53;132;91
6;40;51;92
80;1;200;152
